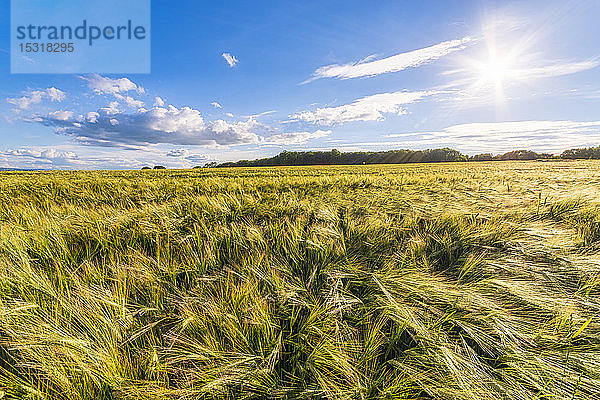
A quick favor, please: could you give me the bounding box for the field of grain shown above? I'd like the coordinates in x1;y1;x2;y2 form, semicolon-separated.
0;161;599;399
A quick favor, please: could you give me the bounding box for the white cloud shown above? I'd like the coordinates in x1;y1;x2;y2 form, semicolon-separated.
86;112;100;123
226;112;234;118
0;147;129;170
307;37;472;82
98;101;121;115
81;74;143;95
6;87;66;110
40;105;262;147
265;129;332;145
0;145;215;171
117;95;145;108
154;97;165;107
45;87;67;102
1;148;79;169
5;148;77;160
222;52;239;67
289;91;436;125
48;110;74;121
211;101;223;108
34;101;332;149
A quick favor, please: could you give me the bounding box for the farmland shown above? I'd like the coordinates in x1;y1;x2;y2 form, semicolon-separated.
0;160;599;399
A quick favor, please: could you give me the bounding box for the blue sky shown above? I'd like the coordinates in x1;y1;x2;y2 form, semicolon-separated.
1;0;600;169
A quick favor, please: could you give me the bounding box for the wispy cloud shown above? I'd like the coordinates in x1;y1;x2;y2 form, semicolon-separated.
443;59;599;89
513;60;599;79
222;52;239;67
166;148;208;164
243;110;277;119
264;130;332;145
166;148;190;157
211;101;223;108
289;91;437;125
382;120;600;153
305;37;472;82
6;87;66;111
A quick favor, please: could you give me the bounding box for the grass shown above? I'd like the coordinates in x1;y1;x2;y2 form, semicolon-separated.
0;160;599;399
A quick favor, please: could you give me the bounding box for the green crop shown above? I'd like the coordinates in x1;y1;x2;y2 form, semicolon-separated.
0;161;598;399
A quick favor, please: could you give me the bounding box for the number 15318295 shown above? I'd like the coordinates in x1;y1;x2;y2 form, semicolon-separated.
19;43;74;53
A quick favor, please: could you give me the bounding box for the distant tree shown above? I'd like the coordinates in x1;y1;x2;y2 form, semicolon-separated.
561;146;600;159
141;166;151;170
497;150;552;161
215;146;600;168
203;161;218;168
153;165;166;170
470;153;494;161
218;148;468;167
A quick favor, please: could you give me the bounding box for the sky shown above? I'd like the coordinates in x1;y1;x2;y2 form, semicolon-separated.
1;0;600;169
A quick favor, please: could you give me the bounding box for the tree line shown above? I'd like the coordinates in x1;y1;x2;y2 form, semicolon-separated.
213;146;600;168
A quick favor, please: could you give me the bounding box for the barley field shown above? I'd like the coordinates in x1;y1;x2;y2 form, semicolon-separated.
0;161;599;400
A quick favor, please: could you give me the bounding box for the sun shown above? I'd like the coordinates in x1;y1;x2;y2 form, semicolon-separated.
457;46;518;105
481;54;511;85
444;13;544;112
